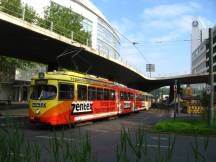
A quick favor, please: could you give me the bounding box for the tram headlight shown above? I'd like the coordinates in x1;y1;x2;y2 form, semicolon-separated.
36;109;41;115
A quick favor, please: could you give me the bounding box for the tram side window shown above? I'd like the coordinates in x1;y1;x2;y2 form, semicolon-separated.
78;85;87;100
97;88;104;100
88;87;97;100
129;93;134;100
124;92;129;100
120;92;124;100
109;90;115;100
136;95;141;101
104;89;109;100
143;95;146;101
59;84;74;100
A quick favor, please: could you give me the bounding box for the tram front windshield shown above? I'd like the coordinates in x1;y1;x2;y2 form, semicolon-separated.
31;85;57;100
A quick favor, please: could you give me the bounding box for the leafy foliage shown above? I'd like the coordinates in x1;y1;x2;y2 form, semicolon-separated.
0;0;22;18
43;1;91;45
24;4;38;23
0;56;37;70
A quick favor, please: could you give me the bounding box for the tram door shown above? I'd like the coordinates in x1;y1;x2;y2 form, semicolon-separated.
116;91;122;114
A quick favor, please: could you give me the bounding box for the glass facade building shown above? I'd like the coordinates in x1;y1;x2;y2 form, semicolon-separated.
63;0;120;59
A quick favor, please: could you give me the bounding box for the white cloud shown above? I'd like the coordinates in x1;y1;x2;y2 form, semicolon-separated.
140;2;205;44
146;15;193;32
143;2;200;19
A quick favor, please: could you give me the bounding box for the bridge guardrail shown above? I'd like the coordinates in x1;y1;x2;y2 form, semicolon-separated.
0;2;90;46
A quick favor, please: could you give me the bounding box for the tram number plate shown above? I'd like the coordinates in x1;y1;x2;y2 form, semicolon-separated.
32;102;46;108
35;80;48;85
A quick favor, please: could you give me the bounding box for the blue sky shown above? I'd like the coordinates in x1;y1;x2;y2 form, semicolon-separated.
91;0;216;77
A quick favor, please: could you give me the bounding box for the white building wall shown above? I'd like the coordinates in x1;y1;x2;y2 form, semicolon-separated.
191;17;207;53
15;65;47;81
191;17;209;95
0;84;13;100
191;17;209;74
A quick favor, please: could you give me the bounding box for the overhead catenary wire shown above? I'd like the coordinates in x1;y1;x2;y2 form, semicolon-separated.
115;29;151;64
114;27;200;65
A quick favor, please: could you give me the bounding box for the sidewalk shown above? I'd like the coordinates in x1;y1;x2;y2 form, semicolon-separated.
0;102;28;117
169;109;201;119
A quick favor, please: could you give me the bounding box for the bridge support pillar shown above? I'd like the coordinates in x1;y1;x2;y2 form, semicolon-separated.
169;85;174;104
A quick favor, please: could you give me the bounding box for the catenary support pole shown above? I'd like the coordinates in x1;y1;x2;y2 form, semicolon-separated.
208;28;214;127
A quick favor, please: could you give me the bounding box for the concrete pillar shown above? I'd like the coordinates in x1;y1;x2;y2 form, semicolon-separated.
169;85;174;104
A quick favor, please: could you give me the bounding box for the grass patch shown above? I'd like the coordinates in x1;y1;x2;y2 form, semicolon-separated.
155;118;216;135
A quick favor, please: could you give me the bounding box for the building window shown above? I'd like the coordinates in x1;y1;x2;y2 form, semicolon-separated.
213;46;216;54
96;19;120;59
82;18;93;32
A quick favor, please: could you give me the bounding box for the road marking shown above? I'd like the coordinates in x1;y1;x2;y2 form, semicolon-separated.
151;137;168;140
137;144;168;148
88;129;109;133
36;135;77;142
147;144;168;148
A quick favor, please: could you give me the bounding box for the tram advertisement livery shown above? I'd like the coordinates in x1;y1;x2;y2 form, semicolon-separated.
72;101;93;114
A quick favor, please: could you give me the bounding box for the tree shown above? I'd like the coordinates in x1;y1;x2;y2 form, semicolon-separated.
24;4;38;23
43;1;91;46
0;56;37;70
0;56;39;82
0;0;22;18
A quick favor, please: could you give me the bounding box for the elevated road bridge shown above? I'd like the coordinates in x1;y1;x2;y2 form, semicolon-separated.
0;11;209;92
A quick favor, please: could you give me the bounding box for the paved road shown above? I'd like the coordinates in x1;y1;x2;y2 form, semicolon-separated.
0;109;216;162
